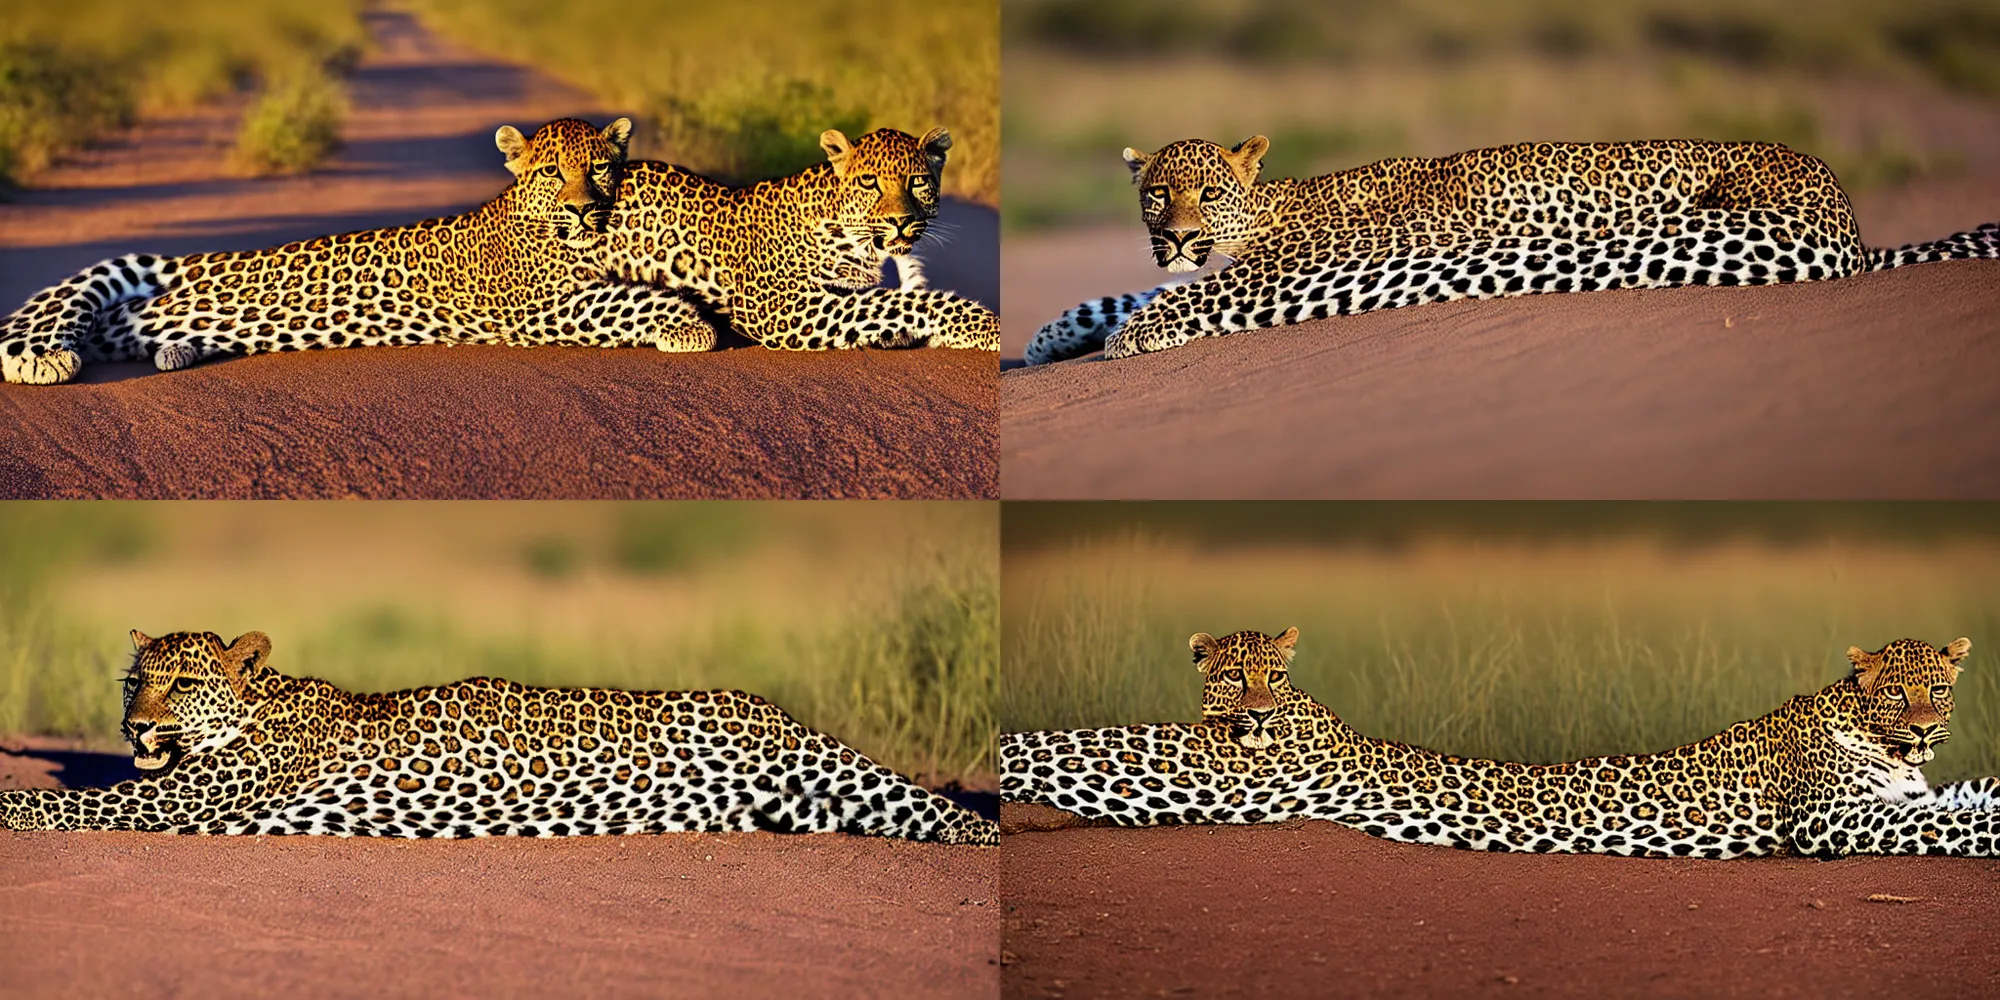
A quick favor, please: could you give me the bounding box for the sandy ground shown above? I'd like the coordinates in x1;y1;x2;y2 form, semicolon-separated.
0;741;997;999
1000;175;2000;499
0;10;998;499
1001;819;2000;999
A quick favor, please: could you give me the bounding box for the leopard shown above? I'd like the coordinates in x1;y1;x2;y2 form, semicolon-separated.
1001;628;1999;858
1023;137;2000;364
0;117;723;385
578;126;1000;351
0;630;998;846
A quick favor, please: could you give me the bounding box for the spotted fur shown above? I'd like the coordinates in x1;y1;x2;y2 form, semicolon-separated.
0;631;997;846
0;119;727;385
1002;630;1998;858
587;126;998;351
1024;138;2000;364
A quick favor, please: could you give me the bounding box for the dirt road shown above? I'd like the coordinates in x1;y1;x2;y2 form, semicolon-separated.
0;10;998;499
1002;821;2000;999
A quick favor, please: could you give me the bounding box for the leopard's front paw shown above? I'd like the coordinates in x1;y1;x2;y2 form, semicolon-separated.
154;342;201;372
0;790;44;830
2;346;82;385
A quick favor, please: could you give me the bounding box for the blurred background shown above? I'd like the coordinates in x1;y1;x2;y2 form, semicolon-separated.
0;502;998;785
1002;502;2000;784
1000;0;2000;357
0;0;998;198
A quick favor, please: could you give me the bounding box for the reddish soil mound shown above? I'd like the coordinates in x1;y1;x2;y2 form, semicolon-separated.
1001;260;2000;498
0;742;997;999
0;346;995;498
1002;822;2000;999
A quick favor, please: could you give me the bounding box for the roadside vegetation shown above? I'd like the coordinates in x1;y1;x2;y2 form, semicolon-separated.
0;0;364;186
406;0;1000;205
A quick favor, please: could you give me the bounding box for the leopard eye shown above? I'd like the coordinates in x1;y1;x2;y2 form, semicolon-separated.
1146;186;1168;202
172;677;200;694
539;164;560;178
858;173;880;190
1884;686;1906;701
1223;669;1244;683
1200;186;1221;202
1270;669;1287;681
1932;685;1951;699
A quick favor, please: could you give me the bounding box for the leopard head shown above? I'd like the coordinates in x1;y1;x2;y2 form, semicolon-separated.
494;116;633;249
1122;136;1271;273
1845;637;1972;766
819;126;951;261
121;630;276;773
1191;627;1300;750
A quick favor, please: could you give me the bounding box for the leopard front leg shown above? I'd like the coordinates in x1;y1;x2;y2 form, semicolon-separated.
1024;288;1164;365
1791;797;2000;857
1;785;203;832
517;284;720;353
0;253;181;384
752;287;998;351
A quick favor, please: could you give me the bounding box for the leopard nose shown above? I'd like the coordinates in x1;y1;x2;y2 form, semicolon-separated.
1911;723;1945;742
123;719;154;742
1246;708;1274;724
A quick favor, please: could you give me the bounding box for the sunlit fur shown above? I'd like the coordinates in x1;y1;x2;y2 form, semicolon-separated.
6;630;997;846
1003;631;2000;858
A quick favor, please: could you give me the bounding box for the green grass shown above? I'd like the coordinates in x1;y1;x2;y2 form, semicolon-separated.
0;0;364;187
1004;0;2000;229
0;502;997;784
1003;525;2000;785
404;0;1000;206
233;63;348;175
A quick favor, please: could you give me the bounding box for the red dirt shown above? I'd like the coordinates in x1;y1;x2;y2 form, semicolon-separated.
1001;259;2000;499
1002;820;2000;1000
0;744;997;999
999;174;2000;499
0;10;998;499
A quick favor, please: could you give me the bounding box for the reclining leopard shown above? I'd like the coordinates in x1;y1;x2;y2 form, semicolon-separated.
1025;137;2000;363
0;118;723;385
1001;628;1998;857
0;630;998;845
0;122;995;383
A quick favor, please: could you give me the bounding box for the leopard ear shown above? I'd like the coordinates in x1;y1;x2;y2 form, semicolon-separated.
1190;632;1221;670
1122;147;1152;184
129;629;152;652
601;117;633;161
496;125;530;175
1847;644;1884;692
1943;637;1972;681
1273;627;1299;663
820;129;855;178
1228;135;1269;187
219;632;274;694
919;126;952;170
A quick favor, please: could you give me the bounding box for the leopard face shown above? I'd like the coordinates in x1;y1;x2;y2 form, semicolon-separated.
1122;136;1272;272
819;127;952;260
1847;637;1971;765
121;630;273;773
1190;628;1300;750
495;116;634;249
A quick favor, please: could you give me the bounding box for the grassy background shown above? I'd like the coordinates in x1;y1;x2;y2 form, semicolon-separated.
0;502;997;785
1004;0;2000;229
1001;503;2000;784
4;0;998;203
406;0;1000;205
0;0;364;184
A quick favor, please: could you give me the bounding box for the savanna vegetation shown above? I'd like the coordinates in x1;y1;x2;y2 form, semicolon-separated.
1004;0;2000;228
0;0;364;184
0;502;998;785
1001;503;2000;784
407;0;1000;204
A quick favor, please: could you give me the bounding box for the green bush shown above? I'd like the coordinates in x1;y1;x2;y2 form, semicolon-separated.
233;63;348;175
